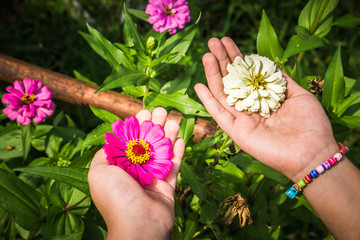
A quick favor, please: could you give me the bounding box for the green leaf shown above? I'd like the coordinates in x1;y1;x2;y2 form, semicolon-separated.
123;4;146;52
0;169;41;230
86;24;135;70
179;163;206;201
298;0;339;37
15;166;90;195
160;63;197;94
122;85;147;97
0;124;23;160
71;147;99;168
294;60;309;89
145;92;210;117
177;115;195;145
322;46;345;108
332;13;360;28
158;23;197;64
82;123;111;151
231;153;289;184
128;8;150;22
21;123;35;160
47;232;83;240
73;70;98;86
209;224;225;240
96;66;150;93
282;26;324;59
79;31;107;61
89;105;120;123
333;115;360;129
182;219;198;240
334;92;360;117
256;10;283;61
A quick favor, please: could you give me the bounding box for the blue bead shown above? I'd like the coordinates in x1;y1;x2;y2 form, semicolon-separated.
310;170;319;178
285;184;299;199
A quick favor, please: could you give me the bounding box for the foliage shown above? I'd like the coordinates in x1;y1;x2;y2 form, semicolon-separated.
1;0;360;239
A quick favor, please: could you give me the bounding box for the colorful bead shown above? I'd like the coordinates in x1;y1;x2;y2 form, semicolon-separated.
345;146;349;153
322;161;331;170
286;184;299;199
340;148;346;155
298;179;307;188
328;157;336;166
334;153;342;161
304;174;312;183
310;170;319;178
316;165;324;174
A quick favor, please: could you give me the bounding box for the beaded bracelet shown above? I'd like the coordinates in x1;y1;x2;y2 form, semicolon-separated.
285;142;349;199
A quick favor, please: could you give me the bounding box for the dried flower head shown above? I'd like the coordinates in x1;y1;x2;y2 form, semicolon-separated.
145;0;191;34
222;54;287;118
309;77;324;97
2;78;55;125
103;116;174;186
219;193;252;227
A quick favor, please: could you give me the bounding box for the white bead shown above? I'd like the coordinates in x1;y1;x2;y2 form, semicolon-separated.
316;165;325;174
334;152;343;161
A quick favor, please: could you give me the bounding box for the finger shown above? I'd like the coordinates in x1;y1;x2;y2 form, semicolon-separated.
202;53;238;116
164;120;180;145
89;149;108;170
208;38;230;77
136;109;151;124
166;138;185;188
151;107;168;127
280;68;309;97
221;37;243;61
194;83;235;134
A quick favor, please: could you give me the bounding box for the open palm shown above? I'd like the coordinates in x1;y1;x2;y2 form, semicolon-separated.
88;107;184;239
195;37;339;181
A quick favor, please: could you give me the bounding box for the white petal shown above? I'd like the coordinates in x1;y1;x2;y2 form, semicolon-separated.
260;98;270;118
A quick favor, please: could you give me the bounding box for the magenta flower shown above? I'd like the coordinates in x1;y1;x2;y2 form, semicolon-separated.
103;116;174;185
145;0;191;34
2;78;55;125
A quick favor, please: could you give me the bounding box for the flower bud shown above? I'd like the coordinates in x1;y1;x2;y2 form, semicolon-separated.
146;36;156;50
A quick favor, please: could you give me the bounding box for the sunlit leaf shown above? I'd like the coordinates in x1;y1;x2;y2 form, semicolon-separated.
89;105;120;123
180;163;206;201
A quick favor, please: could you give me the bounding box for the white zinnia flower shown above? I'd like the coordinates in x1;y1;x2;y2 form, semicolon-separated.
222;54;286;118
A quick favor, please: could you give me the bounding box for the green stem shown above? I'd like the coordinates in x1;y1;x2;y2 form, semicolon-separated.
250;177;266;202
290;0;329;78
26;230;37;240
65;196;88;212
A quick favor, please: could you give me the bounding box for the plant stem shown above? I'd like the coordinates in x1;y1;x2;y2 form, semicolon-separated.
290;0;329;78
250;177;266;202
26;230;37;240
65;196;88;212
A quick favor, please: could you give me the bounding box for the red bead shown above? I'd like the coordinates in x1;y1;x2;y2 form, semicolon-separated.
340;148;346;155
304;174;312;183
328;157;336;166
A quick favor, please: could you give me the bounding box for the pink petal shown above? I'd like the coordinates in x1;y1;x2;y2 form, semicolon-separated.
5;86;23;98
103;143;126;158
2;93;21;106
126;164;139;181
124;116;139;141
137;166;153;185
35;86;52;100
144;124;165;144
142;160;173;180
112;120;129;143
13;80;25;93
104;132;126;150
3;107;19;120
152;144;173;160
139;121;153;140
23;78;35;94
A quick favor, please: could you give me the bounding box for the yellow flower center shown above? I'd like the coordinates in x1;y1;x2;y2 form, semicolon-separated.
251;73;266;89
20;93;36;105
164;6;175;17
126;139;151;164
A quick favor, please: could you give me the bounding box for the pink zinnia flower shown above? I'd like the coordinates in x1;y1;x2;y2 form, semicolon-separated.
2;78;55;125
103;116;174;185
145;0;191;34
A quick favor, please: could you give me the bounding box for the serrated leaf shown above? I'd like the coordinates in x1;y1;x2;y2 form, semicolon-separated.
82;123;111;151
0;169;42;230
86;24;135;70
298;0;339;37
282;26;324;59
123;5;146;52
231;153;289;184
89;105;120;123
15;166;90;195
256;10;283;61
322;46;345;108
177;115;195;145
145;92;210;117
332;13;360;28
179;163;206;201
96;67;150;93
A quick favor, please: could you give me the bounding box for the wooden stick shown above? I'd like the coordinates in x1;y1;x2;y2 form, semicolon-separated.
0;54;217;142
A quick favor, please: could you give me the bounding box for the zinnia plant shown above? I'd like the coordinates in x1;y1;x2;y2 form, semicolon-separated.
145;0;191;34
2;78;55;125
222;54;287;118
103;116;173;185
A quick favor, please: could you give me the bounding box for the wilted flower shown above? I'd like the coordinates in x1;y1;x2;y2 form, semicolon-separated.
219;193;252;228
103;116;173;186
145;0;191;34
2;78;55;125
222;54;287;118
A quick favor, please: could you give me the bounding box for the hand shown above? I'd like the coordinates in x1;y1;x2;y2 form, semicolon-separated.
88;107;185;240
195;37;338;182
